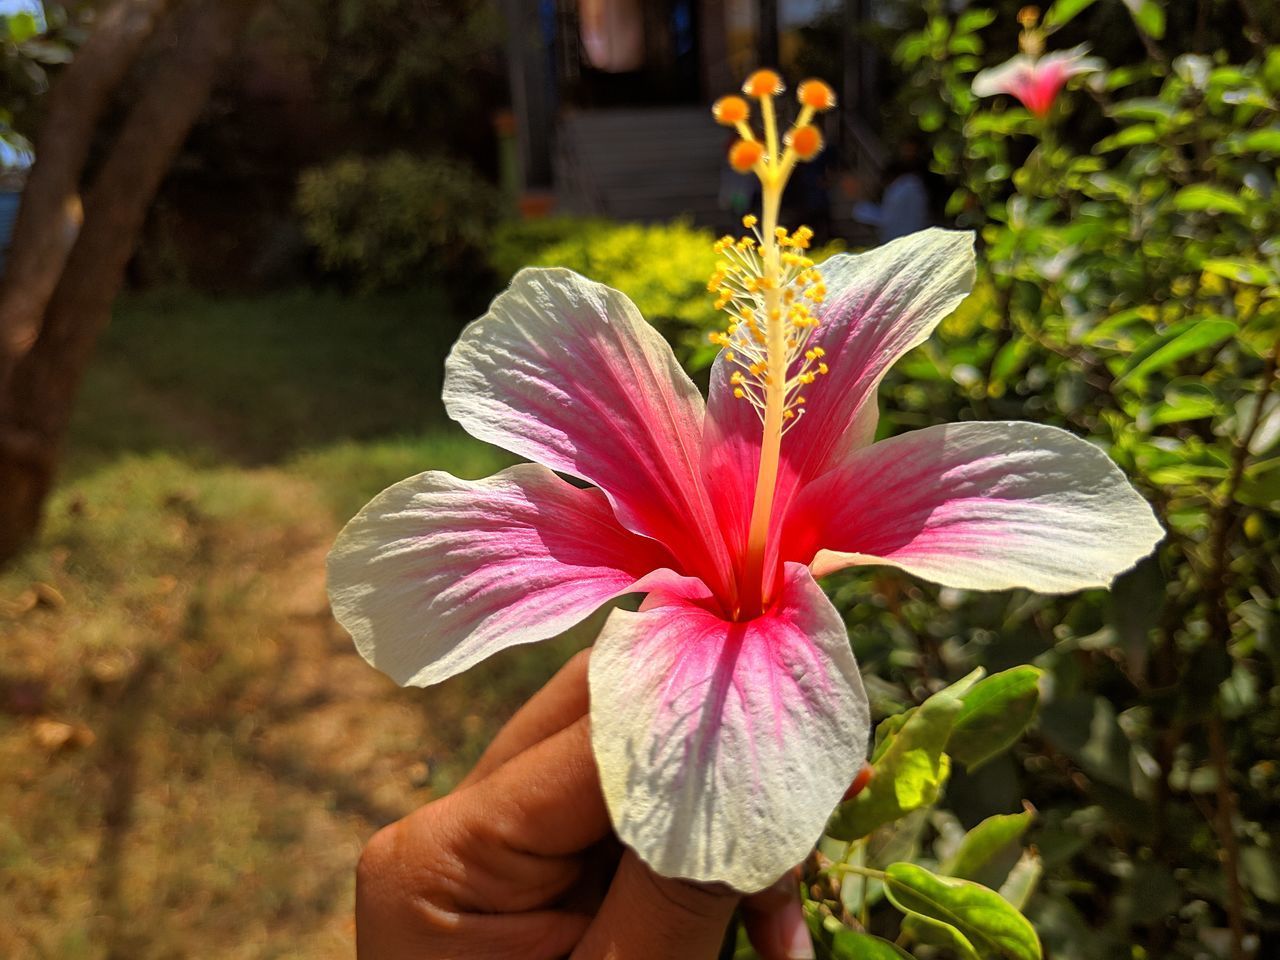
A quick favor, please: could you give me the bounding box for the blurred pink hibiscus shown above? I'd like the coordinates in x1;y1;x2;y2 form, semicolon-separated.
972;42;1103;118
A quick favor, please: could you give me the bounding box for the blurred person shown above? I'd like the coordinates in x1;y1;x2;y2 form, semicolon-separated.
852;136;935;243
355;649;816;960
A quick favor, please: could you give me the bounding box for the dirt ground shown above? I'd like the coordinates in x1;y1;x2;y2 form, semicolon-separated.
0;453;587;959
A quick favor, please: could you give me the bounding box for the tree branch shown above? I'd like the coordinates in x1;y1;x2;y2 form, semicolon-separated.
0;0;172;386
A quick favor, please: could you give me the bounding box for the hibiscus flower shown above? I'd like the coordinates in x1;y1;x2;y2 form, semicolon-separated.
971;8;1102;118
327;72;1161;893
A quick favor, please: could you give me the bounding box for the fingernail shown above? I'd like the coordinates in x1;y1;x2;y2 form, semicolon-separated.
784;917;815;960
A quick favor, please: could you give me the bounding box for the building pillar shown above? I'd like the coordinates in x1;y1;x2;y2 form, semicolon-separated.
501;0;554;190
757;0;778;67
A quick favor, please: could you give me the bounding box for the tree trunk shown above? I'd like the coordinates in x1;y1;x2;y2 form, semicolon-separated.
0;0;261;565
0;0;171;383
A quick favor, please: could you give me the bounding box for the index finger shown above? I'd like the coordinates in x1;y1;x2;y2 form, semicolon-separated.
466;712;611;859
458;648;592;790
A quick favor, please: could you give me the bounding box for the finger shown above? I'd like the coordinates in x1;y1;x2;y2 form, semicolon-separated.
569;850;738;959
468;712;609;857
459;647;592;789
742;870;815;960
434;714;612;912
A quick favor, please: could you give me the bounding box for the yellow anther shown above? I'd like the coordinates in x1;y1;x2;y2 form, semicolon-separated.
797;79;837;111
712;95;750;125
734;388;746;399
774;226;788;240
812;346;825;358
799;372;815;384
818;362;829;374
729;139;765;172
783;409;796;419
743;69;784;98
730;371;746;384
796;396;807;405
742;214;758;228
725;351;735;362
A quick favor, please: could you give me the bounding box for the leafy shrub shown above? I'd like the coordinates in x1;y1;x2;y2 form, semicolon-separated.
489;216;843;369
807;5;1280;960
297;152;500;291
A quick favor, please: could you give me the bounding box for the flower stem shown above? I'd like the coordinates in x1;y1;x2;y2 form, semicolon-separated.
739;177;785;617
830;863;887;882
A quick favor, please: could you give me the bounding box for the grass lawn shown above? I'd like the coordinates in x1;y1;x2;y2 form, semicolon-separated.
0;287;594;959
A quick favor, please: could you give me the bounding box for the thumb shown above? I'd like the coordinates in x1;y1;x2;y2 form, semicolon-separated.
570;850;738;959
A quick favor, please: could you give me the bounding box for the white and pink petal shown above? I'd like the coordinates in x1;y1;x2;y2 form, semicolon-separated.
590;563;870;893
327;464;674;687
782;421;1163;593
444;267;734;599
703;229;975;565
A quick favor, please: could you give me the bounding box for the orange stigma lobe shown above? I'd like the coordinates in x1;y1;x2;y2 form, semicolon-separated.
712;95;750;125
797;79;837;111
743;69;784;98
786;125;824;160
728;139;765;172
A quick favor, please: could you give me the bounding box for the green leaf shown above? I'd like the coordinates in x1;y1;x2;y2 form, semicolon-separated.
943;810;1035;879
1094;124;1159;152
1043;0;1098;28
956;8;997;33
831;930;914;959
1171;185;1247;216
1146;380;1219;426
947;667;1043;770
3;11;40;43
1202;258;1276;286
884;862;1043;960
989;337;1031;386
1083;305;1156;347
1123;0;1165;39
1116;317;1238;386
998;851;1044;910
1221;126;1280;155
1108;98;1174;121
829;686;964;840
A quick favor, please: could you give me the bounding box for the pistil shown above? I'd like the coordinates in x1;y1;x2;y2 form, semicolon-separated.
709;72;836;617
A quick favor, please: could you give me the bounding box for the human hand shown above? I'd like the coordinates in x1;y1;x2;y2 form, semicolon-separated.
354;648;817;959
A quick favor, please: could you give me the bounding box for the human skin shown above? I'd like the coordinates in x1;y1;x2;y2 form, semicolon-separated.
355;649;814;959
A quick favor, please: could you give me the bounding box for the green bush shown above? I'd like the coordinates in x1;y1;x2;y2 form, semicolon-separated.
489;216;844;369
808;6;1280;960
297;152;500;291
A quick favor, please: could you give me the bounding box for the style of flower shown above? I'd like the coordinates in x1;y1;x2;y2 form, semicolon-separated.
971;7;1102;118
327;71;1162;893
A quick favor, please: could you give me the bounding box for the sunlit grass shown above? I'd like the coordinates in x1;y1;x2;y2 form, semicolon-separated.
0;286;578;959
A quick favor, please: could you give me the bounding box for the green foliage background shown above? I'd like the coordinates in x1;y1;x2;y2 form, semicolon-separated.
794;2;1279;959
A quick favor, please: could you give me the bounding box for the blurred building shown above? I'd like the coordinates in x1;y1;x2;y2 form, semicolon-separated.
501;0;885;230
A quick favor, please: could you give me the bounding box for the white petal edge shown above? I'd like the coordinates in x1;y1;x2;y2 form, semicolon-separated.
802;421;1164;593
326;464;672;687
